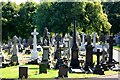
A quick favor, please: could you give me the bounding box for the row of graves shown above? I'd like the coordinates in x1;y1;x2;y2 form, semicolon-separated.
0;18;120;79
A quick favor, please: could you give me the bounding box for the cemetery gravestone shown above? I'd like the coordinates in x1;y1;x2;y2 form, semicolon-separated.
22;39;28;48
58;64;68;78
7;39;12;54
43;27;49;46
39;63;47;74
84;34;94;71
27;36;33;49
0;42;4;68
31;29;39;59
18;37;23;52
63;34;70;58
70;17;79;69
10;35;19;65
19;66;28;79
93;49;104;75
80;32;86;51
42;27;50;68
92;32;97;52
54;34;62;59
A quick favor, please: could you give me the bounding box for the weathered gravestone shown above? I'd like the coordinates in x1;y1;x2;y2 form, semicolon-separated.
22;39;28;49
27;36;33;49
42;27;50;68
31;29;39;59
80;32;86;51
43;27;49;46
54;34;62;59
107;35;119;67
92;32;97;52
58;64;68;78
63;34;70;59
0;42;4;68
18;37;23;52
93;49;104;75
19;66;28;79
27;29;39;64
7;39;13;54
84;34;94;72
70;17;79;69
39;63;47;74
10;35;19;65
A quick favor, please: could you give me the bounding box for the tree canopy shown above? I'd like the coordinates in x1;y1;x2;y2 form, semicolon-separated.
2;1;117;42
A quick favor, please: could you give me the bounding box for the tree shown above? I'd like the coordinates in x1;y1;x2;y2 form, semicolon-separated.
102;2;120;34
35;2;111;35
2;2;19;42
16;2;37;39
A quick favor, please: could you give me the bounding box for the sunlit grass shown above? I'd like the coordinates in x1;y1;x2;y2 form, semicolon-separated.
0;64;119;78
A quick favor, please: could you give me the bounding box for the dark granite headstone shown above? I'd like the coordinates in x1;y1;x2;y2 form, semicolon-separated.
43;27;49;46
70;17;79;69
39;63;47;74
19;66;28;79
55;58;63;69
84;34;94;71
54;34;61;59
93;49;104;75
58;64;68;78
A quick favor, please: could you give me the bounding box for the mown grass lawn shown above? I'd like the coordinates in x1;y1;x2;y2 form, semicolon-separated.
0;64;119;78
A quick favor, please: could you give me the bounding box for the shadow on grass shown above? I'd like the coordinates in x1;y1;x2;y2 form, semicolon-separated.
29;68;39;70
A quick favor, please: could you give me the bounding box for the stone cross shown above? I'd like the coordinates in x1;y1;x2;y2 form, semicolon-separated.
31;29;39;59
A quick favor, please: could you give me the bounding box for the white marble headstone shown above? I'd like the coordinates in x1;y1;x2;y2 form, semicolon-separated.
31;29;39;59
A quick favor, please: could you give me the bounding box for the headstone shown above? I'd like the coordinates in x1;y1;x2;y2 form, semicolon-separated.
76;32;81;46
19;66;28;79
58;64;68;78
55;58;63;69
41;46;50;68
22;39;28;48
92;32;97;52
70;17;79;69
18;37;23;52
84;34;94;71
54;34;62;59
43;27;49;46
107;35;114;63
10;35;19;65
27;36;33;49
7;39;13;54
63;34;70;59
31;29;39;59
39;63;47;74
80;32;86;51
0;42;4;67
93;49;104;75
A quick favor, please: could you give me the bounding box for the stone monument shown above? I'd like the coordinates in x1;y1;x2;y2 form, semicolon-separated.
70;17;79;69
10;35;19;65
84;34;94;71
31;29;39;59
